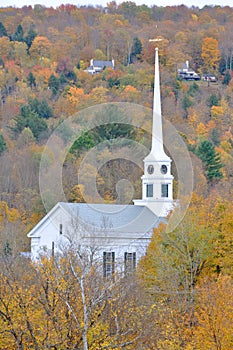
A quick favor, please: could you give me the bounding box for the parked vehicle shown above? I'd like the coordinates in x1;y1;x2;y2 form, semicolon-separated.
201;74;217;82
178;71;201;80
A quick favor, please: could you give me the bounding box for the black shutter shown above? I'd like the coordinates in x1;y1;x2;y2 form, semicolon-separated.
112;252;115;275
133;252;136;269
103;252;106;277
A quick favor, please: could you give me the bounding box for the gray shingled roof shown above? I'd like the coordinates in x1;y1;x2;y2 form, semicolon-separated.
93;60;113;68
59;202;162;234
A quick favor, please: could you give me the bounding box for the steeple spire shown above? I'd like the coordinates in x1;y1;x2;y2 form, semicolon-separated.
133;47;174;217
145;48;169;161
152;48;163;154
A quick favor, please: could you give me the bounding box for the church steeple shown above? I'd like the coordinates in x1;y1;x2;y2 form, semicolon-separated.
152;47;163;154
134;48;174;217
145;47;170;162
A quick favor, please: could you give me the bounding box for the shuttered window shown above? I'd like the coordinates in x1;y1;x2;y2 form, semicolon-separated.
103;252;115;277
124;252;136;274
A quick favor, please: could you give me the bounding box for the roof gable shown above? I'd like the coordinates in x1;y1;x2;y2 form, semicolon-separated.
27;202;162;238
27;203;66;238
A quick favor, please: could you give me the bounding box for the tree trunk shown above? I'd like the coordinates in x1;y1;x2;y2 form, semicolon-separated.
80;276;89;350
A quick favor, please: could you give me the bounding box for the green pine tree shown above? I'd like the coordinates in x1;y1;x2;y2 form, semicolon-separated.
13;24;24;42
222;70;231;85
0;22;7;37
48;74;60;96
130;37;142;63
197;139;223;183
0;131;7;155
182;94;193;118
27;72;36;88
3;240;12;257
24;27;37;49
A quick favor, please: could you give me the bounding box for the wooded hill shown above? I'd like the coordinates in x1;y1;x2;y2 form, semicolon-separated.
0;3;233;349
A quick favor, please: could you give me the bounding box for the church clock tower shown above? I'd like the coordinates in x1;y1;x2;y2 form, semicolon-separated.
134;48;174;217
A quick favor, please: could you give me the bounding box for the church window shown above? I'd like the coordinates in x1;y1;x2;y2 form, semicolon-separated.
103;252;115;277
161;184;168;197
146;184;153;198
124;252;136;274
59;224;63;235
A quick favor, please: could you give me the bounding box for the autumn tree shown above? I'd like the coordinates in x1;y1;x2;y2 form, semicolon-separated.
194;276;233;349
0;235;147;350
139;198;216;345
29;36;51;61
201;37;220;73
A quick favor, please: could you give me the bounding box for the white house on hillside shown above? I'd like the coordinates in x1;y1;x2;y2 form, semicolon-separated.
178;60;200;81
85;59;115;74
27;48;174;276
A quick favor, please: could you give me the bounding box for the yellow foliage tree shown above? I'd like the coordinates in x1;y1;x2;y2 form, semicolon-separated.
211;105;223;120
196;122;208;137
194;276;233;349
30;36;52;61
201;37;220;72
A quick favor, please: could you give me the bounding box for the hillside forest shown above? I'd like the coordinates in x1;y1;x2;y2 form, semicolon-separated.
0;2;233;349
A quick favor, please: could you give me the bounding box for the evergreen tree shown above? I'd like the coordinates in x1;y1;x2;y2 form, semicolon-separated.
12;106;48;140
48;74;60;96
130;37;142;63
27;72;36;88
0;131;7;155
24;27;37;49
207;93;219;107
12;24;24;42
70;130;95;155
0;22;7;37
92;105;135;143
3;240;12;257
197;139;223;182
188;82;199;96
28;98;53;119
222;70;231;85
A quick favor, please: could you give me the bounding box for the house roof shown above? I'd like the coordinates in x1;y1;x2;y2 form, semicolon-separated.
92;60;113;68
28;202;163;238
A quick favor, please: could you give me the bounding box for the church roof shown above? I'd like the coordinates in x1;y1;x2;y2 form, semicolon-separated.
59;202;162;234
28;202;163;238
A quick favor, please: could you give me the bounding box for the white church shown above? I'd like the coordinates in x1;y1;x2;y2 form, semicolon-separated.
27;48;174;276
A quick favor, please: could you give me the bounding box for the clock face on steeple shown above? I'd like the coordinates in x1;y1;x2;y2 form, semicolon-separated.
160;164;168;174
147;164;154;174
